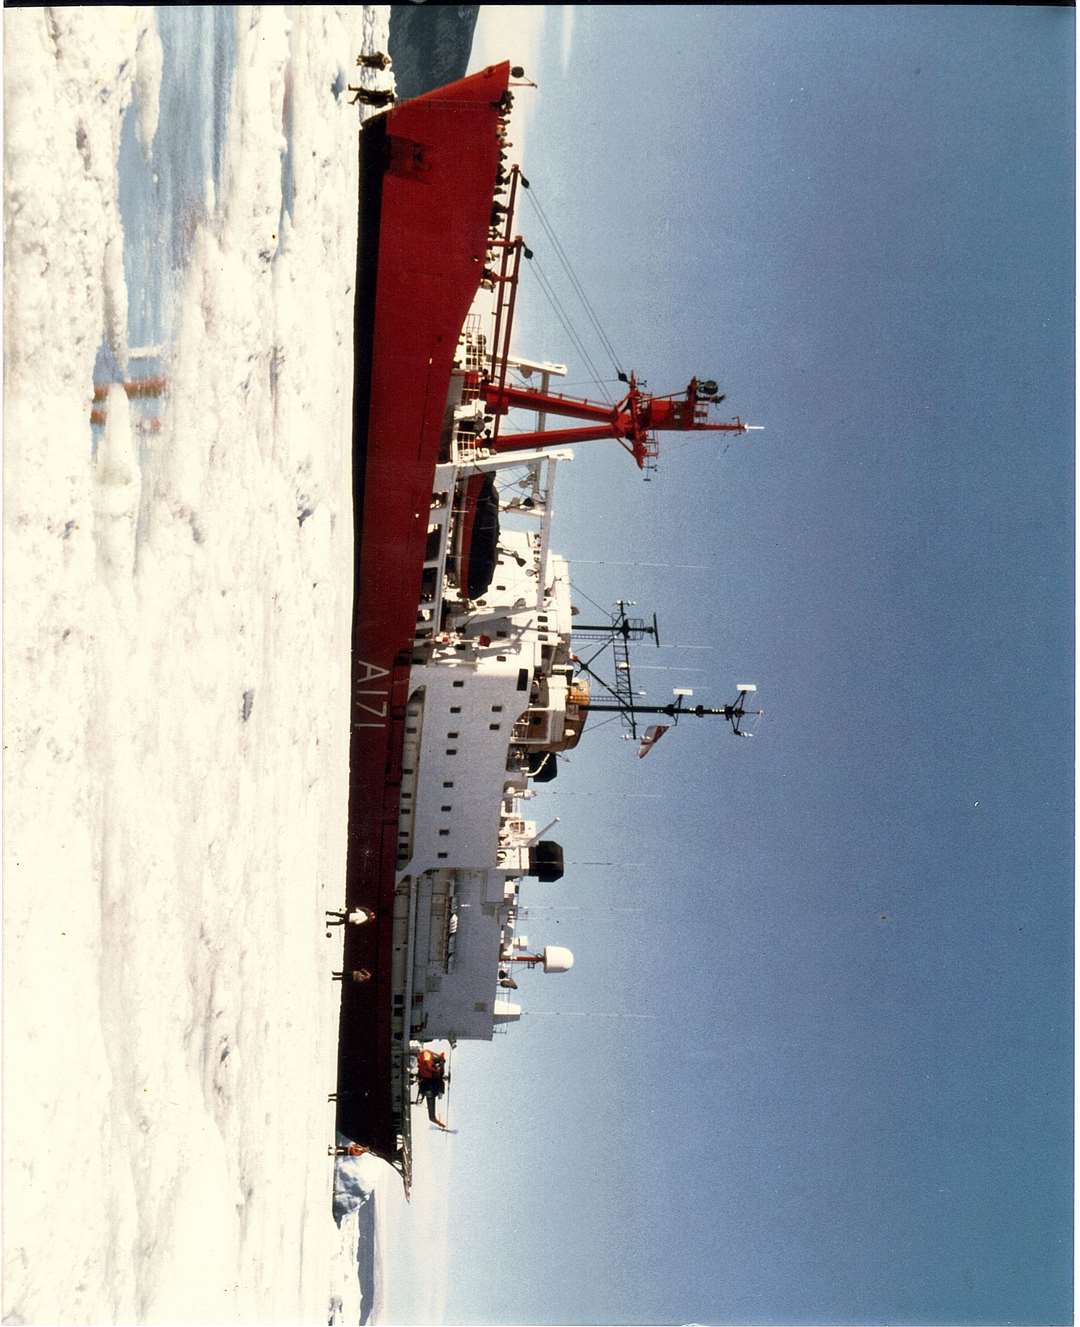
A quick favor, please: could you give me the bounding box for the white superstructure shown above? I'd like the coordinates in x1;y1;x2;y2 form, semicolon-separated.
387;325;581;1053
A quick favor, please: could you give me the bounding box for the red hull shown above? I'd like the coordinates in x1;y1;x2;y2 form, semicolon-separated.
336;64;511;1158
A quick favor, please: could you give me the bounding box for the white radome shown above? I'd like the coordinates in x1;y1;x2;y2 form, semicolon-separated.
542;945;575;974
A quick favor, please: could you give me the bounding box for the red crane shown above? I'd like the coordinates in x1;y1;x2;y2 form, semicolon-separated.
481;373;756;470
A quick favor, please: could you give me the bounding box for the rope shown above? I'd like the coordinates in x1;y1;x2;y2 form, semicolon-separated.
523;186;627;386
524;256;612;402
568;579;615;619
578;711;624;733
443;1046;452;1130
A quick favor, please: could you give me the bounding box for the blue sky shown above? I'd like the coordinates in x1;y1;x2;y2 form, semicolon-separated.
387;7;1075;1327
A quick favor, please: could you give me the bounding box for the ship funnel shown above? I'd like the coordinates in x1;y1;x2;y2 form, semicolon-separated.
541;945;574;974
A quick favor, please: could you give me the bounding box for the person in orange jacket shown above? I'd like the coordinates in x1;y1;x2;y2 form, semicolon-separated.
415;1048;449;1129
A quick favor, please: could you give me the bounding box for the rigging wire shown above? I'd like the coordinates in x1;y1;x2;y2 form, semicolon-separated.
524;255;611;402
523;1011;659;1021
579;711;624;733
522;185;627;386
567;579;617;619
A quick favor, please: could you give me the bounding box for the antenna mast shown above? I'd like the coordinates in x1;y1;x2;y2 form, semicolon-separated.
570;601;764;745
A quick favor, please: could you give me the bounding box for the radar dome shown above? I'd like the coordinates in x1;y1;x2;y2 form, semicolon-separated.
542;945;574;974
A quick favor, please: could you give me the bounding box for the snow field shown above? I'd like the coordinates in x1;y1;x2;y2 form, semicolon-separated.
5;6;391;1322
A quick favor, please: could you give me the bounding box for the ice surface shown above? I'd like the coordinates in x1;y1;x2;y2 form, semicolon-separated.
4;6;392;1322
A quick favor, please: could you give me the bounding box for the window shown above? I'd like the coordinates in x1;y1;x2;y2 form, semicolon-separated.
491;705;503;713
448;731;459;739
439;829;450;837
450;705;461;714
453;680;465;689
446;748;457;756
490;723;501;731
441;805;452;812
438;852;448;860
443;780;454;788
517;669;529;691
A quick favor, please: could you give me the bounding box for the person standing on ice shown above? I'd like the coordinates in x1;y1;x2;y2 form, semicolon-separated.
415;1048;449;1129
326;906;374;928
348;84;395;108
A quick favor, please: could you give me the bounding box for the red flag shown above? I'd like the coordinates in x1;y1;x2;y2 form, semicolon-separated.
637;724;670;758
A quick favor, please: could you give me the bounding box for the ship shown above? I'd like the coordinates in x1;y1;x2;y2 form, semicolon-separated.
334;60;763;1192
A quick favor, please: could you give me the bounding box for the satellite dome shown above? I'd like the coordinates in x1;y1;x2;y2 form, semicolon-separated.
542;945;574;974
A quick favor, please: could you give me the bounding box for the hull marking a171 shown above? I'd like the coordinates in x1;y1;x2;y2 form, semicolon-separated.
353;659;390;728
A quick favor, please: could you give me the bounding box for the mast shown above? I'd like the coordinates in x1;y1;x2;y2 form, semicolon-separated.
583;691;763;737
569;601;764;743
